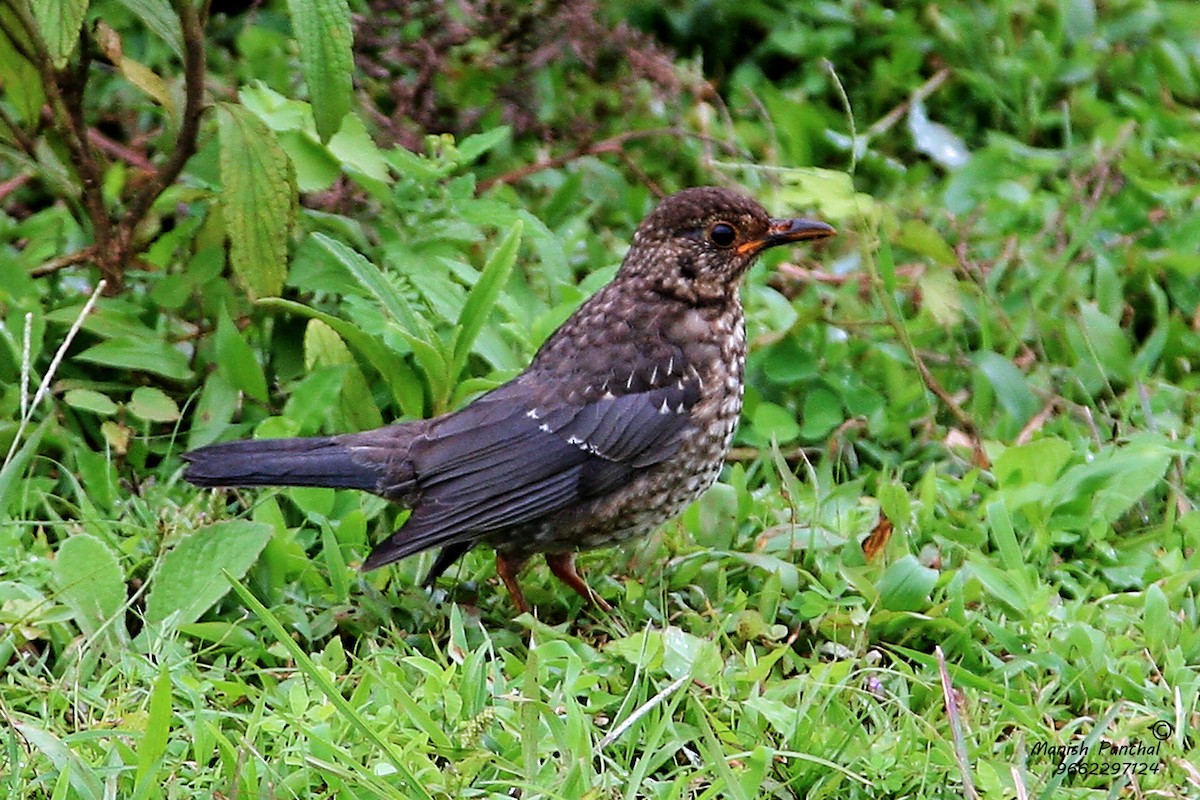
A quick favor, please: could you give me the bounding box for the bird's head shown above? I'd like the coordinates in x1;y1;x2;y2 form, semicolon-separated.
622;186;835;304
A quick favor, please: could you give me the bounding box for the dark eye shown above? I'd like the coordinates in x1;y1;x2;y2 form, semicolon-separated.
708;222;737;247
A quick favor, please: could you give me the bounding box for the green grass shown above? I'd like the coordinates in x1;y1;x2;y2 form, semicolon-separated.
3;0;1200;797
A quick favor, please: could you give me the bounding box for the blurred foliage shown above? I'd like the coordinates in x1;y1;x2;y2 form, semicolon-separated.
2;0;1200;797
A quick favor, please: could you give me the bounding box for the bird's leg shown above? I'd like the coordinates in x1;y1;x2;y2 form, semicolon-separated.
545;552;613;612
495;552;531;614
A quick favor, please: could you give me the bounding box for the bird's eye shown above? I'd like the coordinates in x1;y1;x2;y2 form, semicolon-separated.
707;222;737;247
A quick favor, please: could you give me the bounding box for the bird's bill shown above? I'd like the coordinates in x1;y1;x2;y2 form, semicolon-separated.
738;217;836;255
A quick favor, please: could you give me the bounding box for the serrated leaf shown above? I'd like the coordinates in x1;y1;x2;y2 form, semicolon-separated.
146;521;273;629
286;0;353;142
128;386;180;422
52;534;129;653
450;220;522;380
309;232;427;337
32;0;88;66
76;337;193;381
218;103;297;298
64;388;119;416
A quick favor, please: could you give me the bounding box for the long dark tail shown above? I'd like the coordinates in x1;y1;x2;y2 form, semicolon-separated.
182;426;416;496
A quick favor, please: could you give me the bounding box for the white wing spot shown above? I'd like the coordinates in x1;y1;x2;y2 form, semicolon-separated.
650;365;658;384
658;399;670;415
566;435;581;445
666;356;674;376
526;408;540;420
675;403;685;414
626;372;634;390
538;423;551;432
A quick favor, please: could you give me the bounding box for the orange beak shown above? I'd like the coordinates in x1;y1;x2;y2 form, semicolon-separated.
737;217;836;256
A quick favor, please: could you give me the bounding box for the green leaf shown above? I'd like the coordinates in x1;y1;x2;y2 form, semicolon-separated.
63;388;119;416
0;8;45;122
450;220;522;380
753;402;801;444
973;351;1038;425
218;103;297;298
257;296;425;417
215;309;269;403
12;724;103;800
457;126;511;163
133;667;174;797
286;0;353;142
128;386;180;423
877;554;938;611
309;232;427;337
799;388;843;439
303;318;383;431
115;0;183;57
32;0;88;67
145;521;273;629
75;337;193;381
51;534;129;653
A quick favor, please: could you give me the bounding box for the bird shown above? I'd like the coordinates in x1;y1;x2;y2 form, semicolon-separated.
182;186;835;614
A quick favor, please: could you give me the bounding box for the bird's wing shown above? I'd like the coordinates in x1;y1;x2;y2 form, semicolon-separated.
361;373;700;569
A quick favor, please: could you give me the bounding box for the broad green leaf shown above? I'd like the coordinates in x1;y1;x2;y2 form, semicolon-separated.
258;296;425;417
116;0;183;57
919;265;963;326
128;386;180;423
286;0;353;142
64;388;119;416
896;219;956;266
1072;302;1133;385
972;351;1038;425
450;220;522;380
457;126;511;163
51;534;129;653
218;103;297;298
303;319;383;431
145;521;273;628
186;370;239;450
76;337;193;381
328;112;389;182
32;0;88;67
753;401;801;444
1046;434;1172;522
799;388;843;439
877;554;937;612
215;309;269;402
0;8;45;122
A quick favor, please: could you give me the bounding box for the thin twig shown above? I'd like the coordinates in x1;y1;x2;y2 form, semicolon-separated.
122;0;207;230
29;246;97;277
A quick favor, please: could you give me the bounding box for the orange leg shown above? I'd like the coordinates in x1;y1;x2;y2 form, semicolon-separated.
545;552;613;612
495;552;531;614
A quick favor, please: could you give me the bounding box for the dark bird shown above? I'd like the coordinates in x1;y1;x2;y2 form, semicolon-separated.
182;187;835;613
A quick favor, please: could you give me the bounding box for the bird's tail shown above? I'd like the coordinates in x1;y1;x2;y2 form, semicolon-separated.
181;426;415;496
